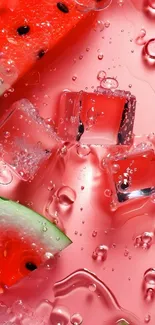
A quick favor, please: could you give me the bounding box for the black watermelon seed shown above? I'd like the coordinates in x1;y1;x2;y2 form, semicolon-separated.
118;132;123;144
37;49;46;59
17;25;30;36
57;2;69;13
76;119;84;141
25;262;37;271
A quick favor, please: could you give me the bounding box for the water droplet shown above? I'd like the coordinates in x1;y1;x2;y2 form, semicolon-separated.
116;319;129;325
117;0;124;6
145;314;151;323
74;0;112;12
92;245;108;261
100;77;119;90
50;306;70;325
98;54;104;60
70;313;83;325
124;249;129;257
43;226;48;232
3;131;10;138
112;163;120;173
134;232;153;249
72;75;77;81
0;163;13;185
92;230;97;237
136;28;146;45
144;39;155;60
145;288;154;302
89;283;96;292
104;20;110;28
97;70;106;81
94;20;105;32
148;0;155;9
76;144;91;157
57;186;76;206
144;268;155;286
104;189;113;197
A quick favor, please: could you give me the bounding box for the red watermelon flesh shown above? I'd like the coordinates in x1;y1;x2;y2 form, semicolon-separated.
0;0;85;95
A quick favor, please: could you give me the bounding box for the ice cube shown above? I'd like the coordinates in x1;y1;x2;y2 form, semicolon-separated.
56;91;83;142
62;90;136;145
0;99;62;181
106;144;155;206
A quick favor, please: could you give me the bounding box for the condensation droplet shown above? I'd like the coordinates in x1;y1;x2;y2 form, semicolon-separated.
100;77;119;90
57;186;76;206
70;313;83;325
92;245;108;261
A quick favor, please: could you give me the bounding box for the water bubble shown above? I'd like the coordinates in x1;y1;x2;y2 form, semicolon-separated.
116;319;129;325
100;77;119;90
70;313;83;325
92;245;108;261
0;163;13;185
134;232;153;249
94;20;105;32
136;28;146;46
145;314;151;323
76;144;91;157
97;70;106;81
89;283;96;292
72;75;77;81
104;20;110;28
104;189;113;197
144;268;155;286
3;131;10;138
92;230;97;237
50;306;70;325
74;0;112;12
98;54;104;60
112;163;120;173
144;39;155;60
57;186;76;206
148;0;155;9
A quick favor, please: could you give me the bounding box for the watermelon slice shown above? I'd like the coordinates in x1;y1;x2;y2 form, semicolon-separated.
0;0;85;95
0;197;71;288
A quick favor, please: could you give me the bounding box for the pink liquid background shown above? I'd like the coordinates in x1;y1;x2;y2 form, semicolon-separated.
0;0;155;323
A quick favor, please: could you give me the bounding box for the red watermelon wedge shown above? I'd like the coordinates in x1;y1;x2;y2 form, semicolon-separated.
0;0;85;95
0;196;71;289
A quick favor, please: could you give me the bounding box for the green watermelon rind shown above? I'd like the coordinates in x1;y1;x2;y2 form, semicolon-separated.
0;196;72;253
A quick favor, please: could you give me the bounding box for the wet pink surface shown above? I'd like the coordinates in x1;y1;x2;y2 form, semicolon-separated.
1;0;155;324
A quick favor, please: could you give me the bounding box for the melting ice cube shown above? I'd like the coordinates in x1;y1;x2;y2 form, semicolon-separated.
0;99;62;180
106;145;155;205
61;89;136;145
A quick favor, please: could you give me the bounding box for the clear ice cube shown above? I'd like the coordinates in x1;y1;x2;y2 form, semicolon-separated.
0;99;62;180
64;89;136;145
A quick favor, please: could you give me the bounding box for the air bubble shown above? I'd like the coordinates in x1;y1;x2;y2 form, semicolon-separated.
145;314;151;323
92;230;97;237
104;189;113;197
72;75;77;81
136;28;146;46
98;54;104;60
